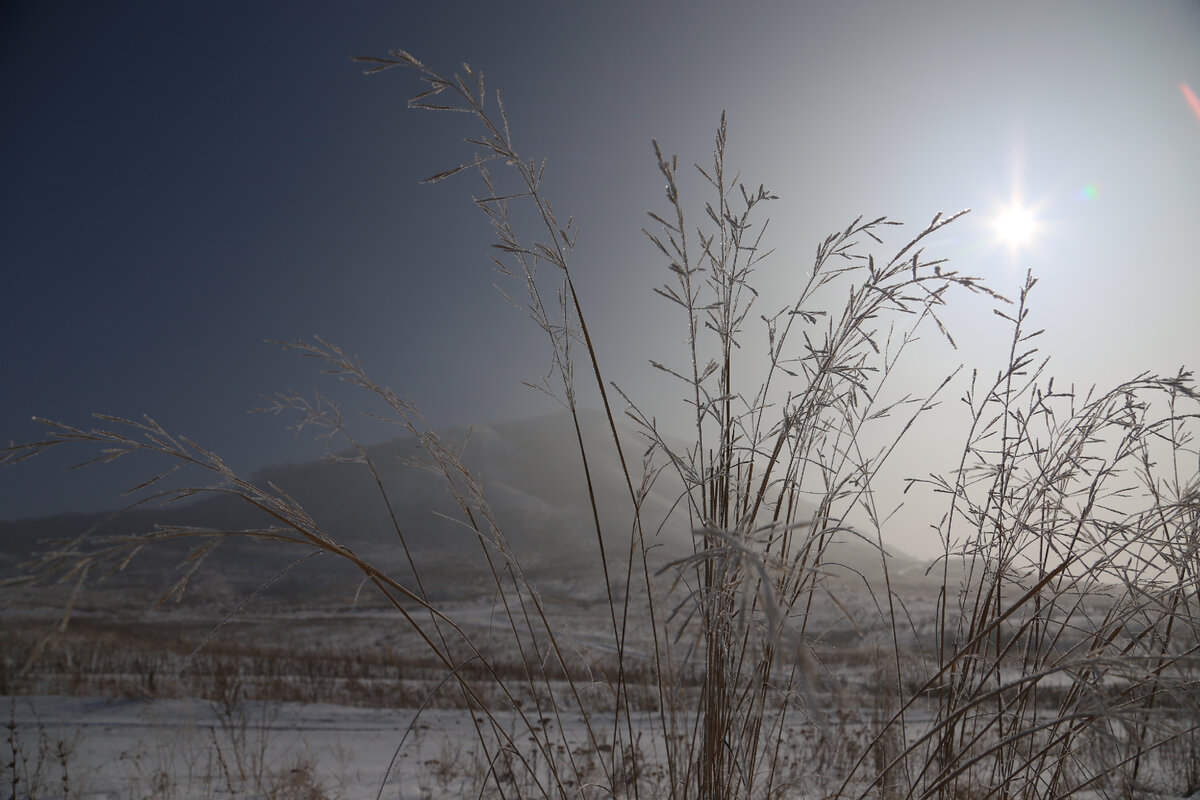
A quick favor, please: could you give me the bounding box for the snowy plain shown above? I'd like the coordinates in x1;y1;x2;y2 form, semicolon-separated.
6;693;632;800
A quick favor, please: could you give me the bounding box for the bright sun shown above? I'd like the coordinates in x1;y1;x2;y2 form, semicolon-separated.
993;203;1038;249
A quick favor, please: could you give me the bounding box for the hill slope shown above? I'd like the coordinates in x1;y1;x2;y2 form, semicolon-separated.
1;411;692;605
1;410;929;609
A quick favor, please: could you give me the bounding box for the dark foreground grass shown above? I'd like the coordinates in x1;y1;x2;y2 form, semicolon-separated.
4;50;1199;800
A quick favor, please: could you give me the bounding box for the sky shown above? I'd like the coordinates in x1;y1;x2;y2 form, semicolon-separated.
3;2;1199;554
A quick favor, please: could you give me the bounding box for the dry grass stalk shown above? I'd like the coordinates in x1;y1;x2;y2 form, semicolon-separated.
3;49;1198;800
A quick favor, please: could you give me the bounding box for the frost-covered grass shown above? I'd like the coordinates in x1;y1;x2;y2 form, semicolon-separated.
4;50;1200;800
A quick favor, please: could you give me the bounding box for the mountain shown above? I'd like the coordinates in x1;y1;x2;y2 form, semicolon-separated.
0;410;929;610
0;411;694;606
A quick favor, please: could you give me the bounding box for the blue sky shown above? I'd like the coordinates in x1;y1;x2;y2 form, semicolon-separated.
3;2;1199;553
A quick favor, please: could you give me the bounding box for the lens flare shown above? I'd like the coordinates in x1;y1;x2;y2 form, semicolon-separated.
1183;82;1200;127
1078;182;1099;201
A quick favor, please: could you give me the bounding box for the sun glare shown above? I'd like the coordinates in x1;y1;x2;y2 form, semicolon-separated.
993;203;1038;249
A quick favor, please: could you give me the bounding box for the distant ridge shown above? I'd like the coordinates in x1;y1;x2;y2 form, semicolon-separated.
0;410;930;609
0;411;689;606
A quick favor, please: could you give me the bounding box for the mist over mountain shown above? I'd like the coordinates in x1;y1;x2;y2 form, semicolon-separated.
1;410;927;609
0;412;692;605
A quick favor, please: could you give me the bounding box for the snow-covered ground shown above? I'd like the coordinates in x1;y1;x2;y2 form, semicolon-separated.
9;693;769;800
5;694;578;799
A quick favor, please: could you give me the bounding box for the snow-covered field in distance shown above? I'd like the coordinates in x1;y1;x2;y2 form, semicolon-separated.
5;693;657;800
